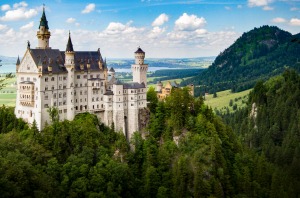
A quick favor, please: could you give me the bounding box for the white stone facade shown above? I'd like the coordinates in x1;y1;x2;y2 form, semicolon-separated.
15;9;148;140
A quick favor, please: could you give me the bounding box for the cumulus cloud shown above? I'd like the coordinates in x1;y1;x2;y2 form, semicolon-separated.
1;4;11;11
175;13;206;31
152;13;169;26
66;17;76;23
290;18;300;26
148;26;166;39
82;3;95;14
0;24;8;31
103;21;144;35
0;7;38;21
20;21;34;31
248;0;273;10
13;1;28;9
248;0;272;7
271;17;286;23
263;6;273;10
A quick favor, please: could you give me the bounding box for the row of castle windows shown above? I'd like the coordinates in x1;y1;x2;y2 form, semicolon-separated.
20;77;36;82
76;74;100;79
45;76;67;82
20;85;34;91
20;94;34;100
44;83;103;90
17;110;33;117
44;92;67;100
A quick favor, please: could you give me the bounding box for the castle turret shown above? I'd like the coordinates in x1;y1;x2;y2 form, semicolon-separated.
36;6;51;49
65;32;75;120
108;67;115;77
131;47;148;86
16;56;20;73
156;81;162;92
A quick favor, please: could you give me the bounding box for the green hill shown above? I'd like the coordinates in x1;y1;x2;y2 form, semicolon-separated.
222;69;300;196
181;26;300;96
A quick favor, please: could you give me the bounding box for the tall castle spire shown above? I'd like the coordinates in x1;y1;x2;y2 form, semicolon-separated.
66;31;74;52
39;5;49;30
36;4;51;49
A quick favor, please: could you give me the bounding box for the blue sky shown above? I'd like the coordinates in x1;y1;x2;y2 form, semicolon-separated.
0;0;300;58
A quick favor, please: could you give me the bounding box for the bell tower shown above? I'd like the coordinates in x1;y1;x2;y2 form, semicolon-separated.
36;5;51;49
131;47;148;86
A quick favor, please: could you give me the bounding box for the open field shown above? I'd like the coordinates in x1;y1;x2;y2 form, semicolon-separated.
204;89;252;113
0;76;17;106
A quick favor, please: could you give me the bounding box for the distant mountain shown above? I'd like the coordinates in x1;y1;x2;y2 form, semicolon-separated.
181;26;300;95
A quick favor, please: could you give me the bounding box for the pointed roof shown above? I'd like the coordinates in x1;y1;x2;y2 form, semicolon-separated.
39;5;49;30
109;67;115;72
135;46;145;54
66;31;74;52
16;56;20;65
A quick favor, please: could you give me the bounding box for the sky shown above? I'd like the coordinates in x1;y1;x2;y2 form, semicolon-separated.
0;0;300;58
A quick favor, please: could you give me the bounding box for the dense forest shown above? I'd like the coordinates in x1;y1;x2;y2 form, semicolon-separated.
181;26;300;96
221;69;300;197
1;75;299;197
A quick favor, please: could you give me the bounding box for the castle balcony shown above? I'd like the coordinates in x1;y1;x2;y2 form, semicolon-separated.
20;101;35;107
90;108;105;113
92;86;101;90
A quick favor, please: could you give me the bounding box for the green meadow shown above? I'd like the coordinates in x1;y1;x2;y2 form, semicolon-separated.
204;89;251;113
0;77;16;106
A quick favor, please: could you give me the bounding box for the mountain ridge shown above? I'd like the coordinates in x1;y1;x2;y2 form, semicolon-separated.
181;25;300;95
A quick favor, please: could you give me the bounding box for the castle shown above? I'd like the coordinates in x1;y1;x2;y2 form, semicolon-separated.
156;80;194;100
15;8;148;140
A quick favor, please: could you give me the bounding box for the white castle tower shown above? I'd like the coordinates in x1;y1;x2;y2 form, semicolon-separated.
65;32;75;120
131;47;148;86
36;6;51;49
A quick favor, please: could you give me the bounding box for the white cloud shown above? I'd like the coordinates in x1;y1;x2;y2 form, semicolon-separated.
1;4;11;11
20;21;34;31
0;7;38;21
105;22;126;34
81;3;95;14
75;23;80;27
271;17;286;23
0;24;8;31
13;1;28;9
66;17;76;23
290;18;300;26
103;21;144;36
263;6;273;10
148;26;166;39
290;7;298;11
175;13;206;31
248;0;272;7
195;29;207;35
237;5;243;9
152;13;169;26
225;6;231;10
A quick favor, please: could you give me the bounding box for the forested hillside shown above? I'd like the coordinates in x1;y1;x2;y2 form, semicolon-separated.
181;26;300;96
222;69;300;196
0;84;298;197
